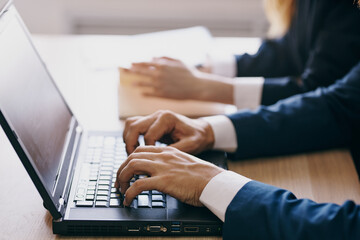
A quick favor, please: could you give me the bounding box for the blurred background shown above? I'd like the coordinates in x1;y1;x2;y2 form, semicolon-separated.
14;0;268;37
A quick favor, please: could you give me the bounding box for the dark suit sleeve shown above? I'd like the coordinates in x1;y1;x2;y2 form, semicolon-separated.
236;1;360;106
261;4;360;105
223;181;360;239
235;35;298;78
227;62;360;160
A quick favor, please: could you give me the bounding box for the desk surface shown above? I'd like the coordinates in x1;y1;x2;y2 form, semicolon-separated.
0;35;360;240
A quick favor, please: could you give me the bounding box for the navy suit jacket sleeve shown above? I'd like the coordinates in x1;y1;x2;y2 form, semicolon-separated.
227;62;360;161
235;0;360;105
223;181;360;239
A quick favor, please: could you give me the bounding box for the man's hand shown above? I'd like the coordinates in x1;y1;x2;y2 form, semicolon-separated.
115;146;224;207
123;110;215;155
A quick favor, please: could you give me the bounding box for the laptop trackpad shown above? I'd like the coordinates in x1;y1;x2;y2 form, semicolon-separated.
68;208;166;220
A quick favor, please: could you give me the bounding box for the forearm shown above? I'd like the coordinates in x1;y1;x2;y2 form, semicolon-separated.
193;72;234;104
224;181;360;239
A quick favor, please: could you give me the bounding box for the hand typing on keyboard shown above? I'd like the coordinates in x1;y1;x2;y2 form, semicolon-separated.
122;110;215;155
74;135;168;209
115;146;224;207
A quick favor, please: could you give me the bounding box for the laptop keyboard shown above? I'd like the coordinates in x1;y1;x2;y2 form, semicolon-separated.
74;135;166;208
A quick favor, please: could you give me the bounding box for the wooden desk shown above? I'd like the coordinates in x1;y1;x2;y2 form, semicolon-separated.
0;35;359;239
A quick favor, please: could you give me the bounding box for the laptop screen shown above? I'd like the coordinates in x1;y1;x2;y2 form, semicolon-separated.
0;11;72;192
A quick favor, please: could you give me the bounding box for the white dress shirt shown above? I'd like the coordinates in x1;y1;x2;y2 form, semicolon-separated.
199;171;251;222
199;55;261;222
210;53;264;110
200;115;252;222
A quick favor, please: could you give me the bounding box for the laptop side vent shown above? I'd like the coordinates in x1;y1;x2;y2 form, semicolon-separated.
67;225;122;235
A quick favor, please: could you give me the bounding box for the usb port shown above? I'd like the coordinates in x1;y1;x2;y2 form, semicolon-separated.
171;221;181;226
184;226;199;233
127;227;140;232
171;227;181;232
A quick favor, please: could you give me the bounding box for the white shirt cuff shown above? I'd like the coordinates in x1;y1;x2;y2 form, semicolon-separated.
233;77;264;110
202;115;237;153
209;53;237;78
199;171;251;222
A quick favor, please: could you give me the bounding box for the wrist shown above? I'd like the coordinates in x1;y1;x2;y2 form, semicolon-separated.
198;166;225;198
188;73;210;101
197;118;215;151
194;72;234;104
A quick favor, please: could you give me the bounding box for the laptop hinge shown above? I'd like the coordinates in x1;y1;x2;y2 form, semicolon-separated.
58;125;83;213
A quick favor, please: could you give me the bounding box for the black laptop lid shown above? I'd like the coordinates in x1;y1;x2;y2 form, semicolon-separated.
0;3;79;219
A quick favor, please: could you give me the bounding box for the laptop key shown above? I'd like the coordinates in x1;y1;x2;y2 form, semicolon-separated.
100;166;113;171
130;199;138;208
151;201;165;208
100;171;112;176
98;180;111;186
76;201;93;207
98;185;109;190
97;190;109;196
76;188;86;195
95;201;108;207
87;190;95;195
138;195;150;208
151;190;163;195
152;195;165;202
86;195;95;201
99;175;112;181
110;193;121;198
75;194;85;201
89;176;98;181
110;199;121;207
96;196;108;201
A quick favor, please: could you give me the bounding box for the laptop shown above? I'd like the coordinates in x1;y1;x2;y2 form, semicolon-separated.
0;0;226;236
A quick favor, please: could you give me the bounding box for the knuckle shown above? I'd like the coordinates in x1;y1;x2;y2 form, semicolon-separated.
160;152;173;160
159;110;174;119
128;121;139;131
155;109;167;116
127;159;140;170
134;146;146;153
166;146;177;151
125;117;138;126
127;152;138;160
165;146;179;154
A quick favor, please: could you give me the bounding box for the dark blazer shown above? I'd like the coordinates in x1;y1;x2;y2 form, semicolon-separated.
235;0;360;106
224;62;360;238
224;181;360;239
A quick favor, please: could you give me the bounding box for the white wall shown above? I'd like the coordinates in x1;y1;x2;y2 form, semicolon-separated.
14;0;268;37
